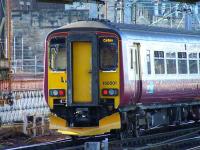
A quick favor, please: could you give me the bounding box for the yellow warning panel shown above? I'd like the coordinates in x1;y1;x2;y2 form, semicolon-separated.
72;42;92;103
49;112;121;136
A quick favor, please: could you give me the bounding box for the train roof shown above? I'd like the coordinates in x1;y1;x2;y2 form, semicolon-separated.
51;20;200;43
58;20;200;36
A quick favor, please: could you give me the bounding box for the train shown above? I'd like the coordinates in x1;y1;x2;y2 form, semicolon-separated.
44;20;200;137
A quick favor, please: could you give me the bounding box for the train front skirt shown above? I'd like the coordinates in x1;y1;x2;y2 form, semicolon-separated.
49;112;121;136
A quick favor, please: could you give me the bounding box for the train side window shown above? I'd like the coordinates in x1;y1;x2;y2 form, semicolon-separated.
189;53;198;74
49;37;66;71
154;51;165;74
146;50;151;74
99;37;118;71
178;52;187;74
166;52;176;74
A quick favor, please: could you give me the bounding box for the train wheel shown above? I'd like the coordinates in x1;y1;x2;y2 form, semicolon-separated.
120;111;141;139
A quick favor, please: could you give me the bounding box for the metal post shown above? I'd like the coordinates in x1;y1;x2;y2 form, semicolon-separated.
105;0;107;20
134;3;137;24
123;0;131;24
114;1;117;23
170;3;173;28
35;56;37;75
161;3;166;15
97;4;100;19
119;0;124;23
175;4;179;18
6;0;12;98
13;36;16;71
184;6;192;31
185;13;192;30
22;37;23;71
154;2;159;16
5;37;7;58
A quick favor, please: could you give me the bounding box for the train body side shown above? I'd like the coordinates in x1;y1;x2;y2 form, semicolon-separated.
119;28;200;106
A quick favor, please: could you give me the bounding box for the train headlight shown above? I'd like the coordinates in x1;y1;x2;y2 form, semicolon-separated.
102;89;118;96
49;89;65;97
52;90;58;96
108;89;115;96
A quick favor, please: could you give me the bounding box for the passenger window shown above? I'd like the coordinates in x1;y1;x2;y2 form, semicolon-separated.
49;37;66;71
178;52;187;74
154;51;165;74
146;50;151;74
166;52;176;74
189;53;198;74
99;37;118;71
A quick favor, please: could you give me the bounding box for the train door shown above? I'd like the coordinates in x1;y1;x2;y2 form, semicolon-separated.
73;42;92;103
128;43;141;101
66;34;98;106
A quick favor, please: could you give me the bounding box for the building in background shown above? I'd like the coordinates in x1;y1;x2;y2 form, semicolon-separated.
3;0;200;76
11;0;89;75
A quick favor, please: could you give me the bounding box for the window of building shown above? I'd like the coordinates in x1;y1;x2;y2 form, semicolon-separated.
178;52;187;74
99;37;118;71
166;52;176;74
154;51;165;74
189;53;198;74
49;37;66;71
146;50;151;74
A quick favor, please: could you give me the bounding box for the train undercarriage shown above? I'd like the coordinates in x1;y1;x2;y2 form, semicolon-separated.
120;101;200;138
50;99;200;138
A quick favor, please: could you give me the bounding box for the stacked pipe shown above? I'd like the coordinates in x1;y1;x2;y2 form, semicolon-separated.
0;90;49;124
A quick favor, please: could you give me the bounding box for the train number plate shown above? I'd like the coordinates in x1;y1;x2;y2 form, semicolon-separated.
103;81;117;86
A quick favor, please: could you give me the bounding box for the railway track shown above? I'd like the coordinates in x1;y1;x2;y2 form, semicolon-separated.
7;134;111;150
7;123;200;150
110;123;200;150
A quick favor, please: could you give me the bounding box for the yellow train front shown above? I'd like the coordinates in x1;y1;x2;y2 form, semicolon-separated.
44;21;121;136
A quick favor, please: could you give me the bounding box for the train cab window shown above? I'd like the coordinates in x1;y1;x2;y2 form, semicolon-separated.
166;52;176;74
99;37;118;71
49;37;66;71
189;53;198;74
154;51;165;74
178;52;187;74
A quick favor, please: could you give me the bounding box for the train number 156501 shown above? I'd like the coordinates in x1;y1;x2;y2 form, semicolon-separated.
103;81;117;86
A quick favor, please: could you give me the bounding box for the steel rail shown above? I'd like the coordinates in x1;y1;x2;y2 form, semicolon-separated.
187;145;200;150
109;123;200;150
136;136;200;150
7;123;200;150
7;134;111;150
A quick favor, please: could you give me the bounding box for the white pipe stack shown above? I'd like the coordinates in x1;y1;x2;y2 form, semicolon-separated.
0;90;50;124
